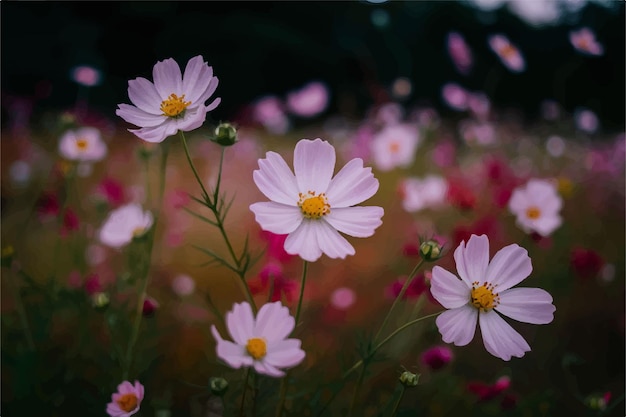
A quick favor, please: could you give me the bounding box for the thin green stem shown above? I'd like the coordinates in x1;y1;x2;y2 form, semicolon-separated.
294;261;308;324
240;368;251;417
374;259;424;343
179;131;211;200
143;151;152;208
390;385;406;417
5;267;35;351
275;378;288;417
347;364;367;417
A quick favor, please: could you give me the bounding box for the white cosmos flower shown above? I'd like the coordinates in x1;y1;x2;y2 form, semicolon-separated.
58;127;107;162
99;203;154;248
211;301;305;377
508;179;562;236
431;234;556;361
370;124;420;172
250;138;384;262
400;175;448;212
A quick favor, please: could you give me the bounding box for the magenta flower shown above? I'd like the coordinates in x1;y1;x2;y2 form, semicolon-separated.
447;32;473;75
420;345;454;370
430;234;555;361
250;139;384;262
489;35;525;73
286;81;329;117
570;28;604;56
441;83;469;111
211;301;305;377
71;65;102;87
116;55;220;143
106;380;144;417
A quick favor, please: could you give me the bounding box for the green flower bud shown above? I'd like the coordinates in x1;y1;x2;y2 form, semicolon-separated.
208;377;229;396
211;123;238;147
419;240;442;262
91;292;110;311
399;371;420;387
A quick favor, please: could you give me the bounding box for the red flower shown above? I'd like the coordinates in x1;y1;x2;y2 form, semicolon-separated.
249;263;298;303
570;247;604;280
84;273;102;295
446;179;476;210
420;345;454;370
261;231;294;264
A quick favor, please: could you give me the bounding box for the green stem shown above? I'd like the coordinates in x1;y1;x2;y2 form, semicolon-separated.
390;385;406;417
240;368;251;417
5;267;35;351
347;364;367;417
275;378;288;417
294;261;308;324
374;259;424;343
51;164;77;287
179;131;211;201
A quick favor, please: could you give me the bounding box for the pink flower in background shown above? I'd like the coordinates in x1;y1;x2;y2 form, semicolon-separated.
570;28;604;56
84;273;102;295
467;375;511;402
489;35;525;73
431;140;456;168
36;192;60;221
286;81;329;117
430;234;556;361
171;274;195;296
399;175;448;212
575;108;599;133
467;92;491;119
386;274;428;301
211;301;306;377
60;208;80;237
253;95;289;134
330;287;356;310
446;178;476;211
260;231;294;264
106;380;144;417
370;124;420;171
99;203;154;248
250;139;384;262
441;83;468;111
508;179;562;237
116;55;220;143
460;120;496;146
58;127;107;162
142;296;159;316
374;102;404;126
96;177;126;207
541;99;561;121
70;65;102;87
570;247;604;280
248;263;298;303
420;345;454;370
447;32;473;75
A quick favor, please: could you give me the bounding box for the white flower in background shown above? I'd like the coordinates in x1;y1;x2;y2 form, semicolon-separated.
400;175;448;212
370;124;420;171
508;179;562;236
250;138;383;262
430;234;556;361
58;127;107;162
99;203;154;248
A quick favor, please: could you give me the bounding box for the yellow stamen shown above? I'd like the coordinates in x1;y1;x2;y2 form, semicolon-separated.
470;282;499;312
75;138;89;151
246;337;267;360
116;393;138;412
160;93;191;118
389;141;400;153
526;206;541;220
298;191;330;219
500;44;517;59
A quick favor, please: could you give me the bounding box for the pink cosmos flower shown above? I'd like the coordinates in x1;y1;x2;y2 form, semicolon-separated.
171;274;195;296
430;234;555;361
370;124;420;171
447;32;473;75
399;175;448;212
420;345;454;370
58;127;107;162
116;55;220;143
250;138;384;262
489;35;525;73
253;96;289;134
248;263;298;303
106;380;144;417
286;81;329;117
575;108;599;134
99;203;154;248
508;179;562;237
441;83;469;111
71;65;102;87
211;301;306;377
570;28;604;56
330;287;356;310
94;177;126;208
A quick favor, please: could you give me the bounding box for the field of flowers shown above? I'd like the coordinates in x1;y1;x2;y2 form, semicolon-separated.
1;2;624;417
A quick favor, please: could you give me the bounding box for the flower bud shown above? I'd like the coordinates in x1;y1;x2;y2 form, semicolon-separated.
91;292;110;311
143;296;159;317
419;240;442;262
211;123;238;147
399;371;420;387
208;377;229;396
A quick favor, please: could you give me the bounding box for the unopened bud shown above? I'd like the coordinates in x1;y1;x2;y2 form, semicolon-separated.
211;123;238;147
208;377;229;396
91;292;110;311
419;240;442;262
399;371;420;387
143;296;159;317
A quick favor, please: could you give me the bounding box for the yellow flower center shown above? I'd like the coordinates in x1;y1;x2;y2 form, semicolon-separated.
116;393;138;412
389;141;400;153
500;44;517;59
246;337;267;360
75;138;89;151
470;282;499;312
160;93;191;118
526;206;541;220
298;191;330;219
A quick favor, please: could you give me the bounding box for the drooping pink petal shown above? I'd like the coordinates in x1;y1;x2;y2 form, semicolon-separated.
226;302;254;345
435;305;478;346
284;220;323;262
116;104;165;127
249;202;302;235
152;58;183;99
532;214;562;237
173;105;207;132
253;360;285;377
128;77;163;114
254;302;295;342
196;77;220;107
496;288;555;324
181;55;213;104
134;381;144;401
253;152;300;206
325;158;379;207
211;326;253;368
323;206;383;238
314;220;356;259
485;244;532;291
431;266;472;309
293;139;336;193
479;311;530;360
128;121;177;143
264;339;305;368
117;381;134;394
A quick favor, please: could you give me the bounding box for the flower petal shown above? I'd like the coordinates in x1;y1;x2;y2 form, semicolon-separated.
323;206;383;238
435;305;477;346
173;105;207;132
532;214;562;237
430;266;472;309
196;77;220;107
485;243;532;291
128;77;163;114
293;139;336;193
128;121;177;143
181;55;213;104
254;301;295;341
253;360;285;377
250;202;303;235
496;287;555;324
265;339;306;368
325;158;379;207
211;325;253;368
116;104;165;128
479;311;530;361
152;58;183;99
253;152;300;206
205;96;221;112
454;234;489;286
314;220;356;260
284;220;323;262
226;302;254;345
